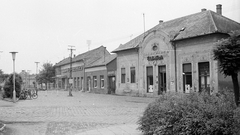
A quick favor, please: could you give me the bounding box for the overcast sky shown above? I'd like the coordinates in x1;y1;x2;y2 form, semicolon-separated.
0;0;239;74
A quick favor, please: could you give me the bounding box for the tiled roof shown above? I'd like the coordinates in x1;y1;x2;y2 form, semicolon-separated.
112;10;240;53
86;54;117;68
55;46;109;67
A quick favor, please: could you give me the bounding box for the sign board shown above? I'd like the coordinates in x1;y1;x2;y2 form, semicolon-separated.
69;79;73;84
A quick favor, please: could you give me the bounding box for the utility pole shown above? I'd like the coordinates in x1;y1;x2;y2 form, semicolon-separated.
68;45;75;96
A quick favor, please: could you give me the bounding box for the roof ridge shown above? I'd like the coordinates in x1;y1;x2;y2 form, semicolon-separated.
208;10;218;32
75;45;104;58
209;10;240;26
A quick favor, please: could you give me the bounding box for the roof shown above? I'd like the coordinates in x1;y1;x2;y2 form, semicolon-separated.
112;10;240;53
85;54;117;68
55;46;110;67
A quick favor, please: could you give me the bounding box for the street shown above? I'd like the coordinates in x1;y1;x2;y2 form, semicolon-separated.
0;90;155;135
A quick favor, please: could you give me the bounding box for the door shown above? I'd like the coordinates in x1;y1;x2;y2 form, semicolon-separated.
158;65;166;95
108;76;116;94
199;62;210;93
87;76;91;91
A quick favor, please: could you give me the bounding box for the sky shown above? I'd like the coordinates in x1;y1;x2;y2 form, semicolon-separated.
0;0;239;74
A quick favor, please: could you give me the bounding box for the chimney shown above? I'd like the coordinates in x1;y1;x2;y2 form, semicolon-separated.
216;4;222;15
201;8;207;12
159;20;163;24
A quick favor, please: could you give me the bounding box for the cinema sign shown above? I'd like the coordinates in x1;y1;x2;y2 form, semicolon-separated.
147;55;164;61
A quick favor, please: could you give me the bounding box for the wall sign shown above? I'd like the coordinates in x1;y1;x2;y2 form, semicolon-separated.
62;66;84;73
147;55;163;61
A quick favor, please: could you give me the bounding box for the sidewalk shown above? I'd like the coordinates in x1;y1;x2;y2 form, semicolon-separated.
76;124;143;135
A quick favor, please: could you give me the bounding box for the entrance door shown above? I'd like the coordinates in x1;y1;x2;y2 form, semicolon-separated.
108;76;116;94
199;62;210;93
158;65;166;95
87;77;91;91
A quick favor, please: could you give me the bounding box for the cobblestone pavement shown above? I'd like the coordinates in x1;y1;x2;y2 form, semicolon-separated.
0;90;155;135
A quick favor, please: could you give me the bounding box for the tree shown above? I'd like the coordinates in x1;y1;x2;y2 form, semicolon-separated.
3;73;23;98
38;62;55;90
213;30;240;106
0;70;9;84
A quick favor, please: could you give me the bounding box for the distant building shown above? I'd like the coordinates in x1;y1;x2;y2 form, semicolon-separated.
112;4;240;97
54;46;117;94
19;70;36;89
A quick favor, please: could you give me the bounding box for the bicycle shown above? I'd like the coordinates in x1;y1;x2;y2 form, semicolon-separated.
19;89;38;100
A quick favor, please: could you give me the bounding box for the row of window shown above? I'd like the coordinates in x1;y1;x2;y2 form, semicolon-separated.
92;75;104;89
73;77;84;90
120;62;210;94
71;75;105;89
121;67;135;83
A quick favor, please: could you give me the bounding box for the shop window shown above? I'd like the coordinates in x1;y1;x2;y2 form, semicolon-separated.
77;77;80;88
147;66;153;93
80;77;83;90
121;68;126;83
130;67;135;83
74;78;76;88
100;75;104;88
199;62;210;93
183;63;192;93
93;76;97;88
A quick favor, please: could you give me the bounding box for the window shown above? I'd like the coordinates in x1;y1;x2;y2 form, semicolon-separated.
130;67;135;83
183;63;192;93
93;76;97;88
100;75;104;88
121;68;126;83
147;66;153;93
199;62;210;93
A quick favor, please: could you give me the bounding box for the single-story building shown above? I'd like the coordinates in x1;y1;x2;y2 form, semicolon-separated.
112;4;240;97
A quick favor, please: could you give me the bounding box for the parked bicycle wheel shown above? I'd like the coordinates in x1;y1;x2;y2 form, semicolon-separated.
32;93;38;99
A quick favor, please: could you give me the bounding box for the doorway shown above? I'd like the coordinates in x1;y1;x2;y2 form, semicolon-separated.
108;76;116;94
199;62;210;94
158;65;166;95
87;76;91;91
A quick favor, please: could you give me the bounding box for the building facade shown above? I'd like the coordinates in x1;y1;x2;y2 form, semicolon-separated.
55;46;117;94
85;54;117;94
112;5;240;97
19;70;36;89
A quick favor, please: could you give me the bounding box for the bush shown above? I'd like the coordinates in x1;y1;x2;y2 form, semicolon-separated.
3;73;23;98
138;91;240;135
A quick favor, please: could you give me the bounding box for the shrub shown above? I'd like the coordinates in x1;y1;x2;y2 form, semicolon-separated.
3;73;23;98
138;91;240;135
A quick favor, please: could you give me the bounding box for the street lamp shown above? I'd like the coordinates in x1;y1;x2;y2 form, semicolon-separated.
35;62;39;95
10;52;18;103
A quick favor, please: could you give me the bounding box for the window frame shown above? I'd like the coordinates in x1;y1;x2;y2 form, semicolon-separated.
130;67;136;83
93;76;97;88
121;68;126;83
100;75;104;89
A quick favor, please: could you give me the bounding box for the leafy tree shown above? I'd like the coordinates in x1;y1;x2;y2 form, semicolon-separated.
3;73;23;98
38;62;55;90
213;30;240;106
0;70;9;84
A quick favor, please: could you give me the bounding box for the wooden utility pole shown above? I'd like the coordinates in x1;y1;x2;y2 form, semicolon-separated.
68;45;75;96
